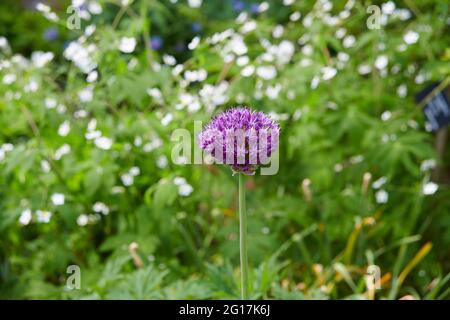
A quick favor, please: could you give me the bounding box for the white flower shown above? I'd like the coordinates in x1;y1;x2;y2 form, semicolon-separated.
310;75;320;89
129;166;140;176
156;155;168;168
188;36;200;50
0;36;10;50
36;3;51;12
93;202;109;215
64;41;97;74
289;11;301;21
119;37;136;53
58;121;71;137
41;160;51;173
31;51;54;68
381;111;392;121
272;25;284;38
276;40;295;65
256;65;277;80
236;56;249;66
229;35;247;56
161;113;173;126
337;52;349;62
372;176;387;189
143;138;162;153
396;84;407;98
45;97;57;109
382;1;396;14
85;130;101;140
19;209;32;225
188;0;202;8
187;100;201;113
147;87;163;100
77;214;89;226
88;2;102;14
375;55;388;70
3;74;16;84
174;176;193;196
241;21;257;33
321;66;337;80
36;210;52;223
178;184;193;196
420;159;436;172
335;28;347;39
78;87;94;102
162;54;176;66
404;31;419;45
87;70;98;83
258;2;269;12
54;144;71;160
375;190;389;204
174;177;187;186
241;65;255;77
358;64;372;75
266;84;281;100
121;173;134;186
25;79;39;92
94;136;113;150
422;182;438;195
51;193;65;206
343;35;356;48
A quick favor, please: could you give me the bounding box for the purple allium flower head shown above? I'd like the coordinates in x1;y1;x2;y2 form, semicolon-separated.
198;107;280;175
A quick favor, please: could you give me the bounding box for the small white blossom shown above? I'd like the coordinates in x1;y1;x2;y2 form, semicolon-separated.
78;87;94;102
372;176;387;189
420;159;436;172
58;121;71;137
358;64;372;75
188;36;200;50
121;173;134;186
375;55;389;70
36;210;52;223
54;144;71;160
129;166;140;176
77;214;89;226
404;31;419;45
19;209;32;225
156;155;168;168
241;65;255;77
188;0;202;8
375;190;389;204
31;51;54;68
51;193;65;206
256;65;277;80
86;70;98;83
422;182;438;195
397;84;408;98
3;74;16;84
119;37;136;53
162;54;176;66
343;35;356;48
382;1;396;14
93;202;109;215
94;136;113;150
381;111;392;121
322;67;337;80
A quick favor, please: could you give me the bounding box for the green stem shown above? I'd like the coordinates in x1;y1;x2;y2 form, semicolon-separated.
238;173;249;299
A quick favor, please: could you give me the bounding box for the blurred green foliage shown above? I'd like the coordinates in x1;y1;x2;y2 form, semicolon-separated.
0;0;449;299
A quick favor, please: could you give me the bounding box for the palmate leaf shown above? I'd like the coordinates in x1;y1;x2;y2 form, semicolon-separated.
104;265;168;300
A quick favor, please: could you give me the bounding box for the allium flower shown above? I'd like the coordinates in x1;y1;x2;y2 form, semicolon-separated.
198;107;280;175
